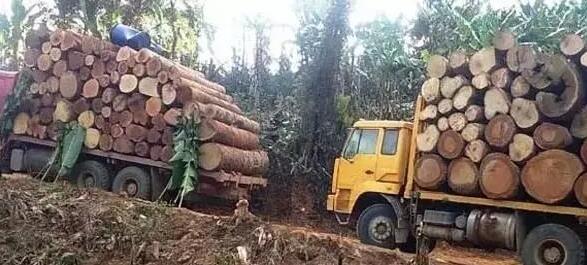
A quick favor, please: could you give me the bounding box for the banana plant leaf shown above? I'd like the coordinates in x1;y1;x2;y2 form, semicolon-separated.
57;124;86;176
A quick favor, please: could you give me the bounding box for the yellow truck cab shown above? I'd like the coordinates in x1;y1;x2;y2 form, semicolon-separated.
328;97;587;265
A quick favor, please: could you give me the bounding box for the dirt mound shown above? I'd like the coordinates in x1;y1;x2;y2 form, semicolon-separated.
0;175;409;265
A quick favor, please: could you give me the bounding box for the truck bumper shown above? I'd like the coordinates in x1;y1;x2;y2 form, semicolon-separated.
327;194;335;211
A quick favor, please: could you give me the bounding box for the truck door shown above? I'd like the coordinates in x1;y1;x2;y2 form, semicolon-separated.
375;129;404;185
334;128;379;210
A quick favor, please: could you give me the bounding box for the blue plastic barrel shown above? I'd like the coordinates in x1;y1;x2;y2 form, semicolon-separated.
110;24;152;50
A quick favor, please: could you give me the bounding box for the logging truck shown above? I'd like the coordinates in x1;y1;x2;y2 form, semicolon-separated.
327;96;587;265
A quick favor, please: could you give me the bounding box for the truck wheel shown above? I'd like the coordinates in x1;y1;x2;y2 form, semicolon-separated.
521;223;585;265
357;204;396;249
112;166;151;200
72;160;110;190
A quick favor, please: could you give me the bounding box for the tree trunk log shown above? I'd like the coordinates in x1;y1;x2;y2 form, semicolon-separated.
485;114;516;149
146;57;162;77
132;63;146;77
138;77;159;97
509;134;536;163
437;117;449;131
465;105;484;122
480;153;520;199
147;129;161;144
134;141;150;157
438;130;465;159
161;127;174;145
453;85;475;111
99;134;113;151
160;145;173;162
536;59;583;119
506;45;537;73
161;84;176;105
522;150;584;204
59;71;79;99
448;50;469;75
472;73;491;90
112;94;128;112
421;78;440;103
77;110;95;129
448;157;479;195
448;112;467;132
145;97;162;117
490;67;512;89
12;113;30;134
419;105;438;121
82;79;99;98
149;145;162;161
437;98;453;115
470;47;497;75
53;100;73;122
461;123;484;142
484;88;510;120
560;33;584;57
510;98;540;130
534;122;573;150
465;139;489;163
199;143;269;176
101;87;117;104
493;31;516;51
426;55;448;78
84;128;100;149
52;60;67;77
571;106;587;138
510;76;530;98
119;110;133;127
199;118;260;150
414;154;447;190
120;74;138;93
175;77;233;102
151;114;167;131
416;124;440;152
163;108;181;126
72;98;89;115
113;136;134;154
574;173;587;207
111;124;124;138
440;75;467;99
133;110;149;126
127;93;146;113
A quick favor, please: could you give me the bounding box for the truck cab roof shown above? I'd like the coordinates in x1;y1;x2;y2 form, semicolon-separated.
352;120;412;129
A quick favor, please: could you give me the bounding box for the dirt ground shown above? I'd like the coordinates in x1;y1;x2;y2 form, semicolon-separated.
0;174;520;265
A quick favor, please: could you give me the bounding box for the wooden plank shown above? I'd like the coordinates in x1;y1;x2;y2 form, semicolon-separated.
416;191;587;217
405;96;424;198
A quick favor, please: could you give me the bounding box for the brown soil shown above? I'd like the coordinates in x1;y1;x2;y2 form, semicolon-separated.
0;174;410;265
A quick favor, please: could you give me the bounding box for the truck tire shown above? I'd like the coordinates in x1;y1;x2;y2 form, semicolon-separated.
72;160;111;190
112;166;151;200
521;223;585;265
357;204;396;249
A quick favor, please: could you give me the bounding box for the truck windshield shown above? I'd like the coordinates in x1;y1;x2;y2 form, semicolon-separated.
342;129;378;159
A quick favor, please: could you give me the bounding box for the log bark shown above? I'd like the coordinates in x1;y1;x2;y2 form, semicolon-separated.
480;153;520;199
138;77;159;97
116;46;135;62
199;102;261;134
145;97;162;117
437;130;465;159
536;59;583;119
164;108;181;126
506;45;537;73
199;142;269;176
419;105;438;121
452;85;474;111
82;79;100;98
448;157;479;195
426;55;448;78
112;94;128;112
560;33;584;57
465;105;484;122
484;88;510;119
522;150;584;204
574;173;587;207
472;73;491;90
465;139;489;163
175;77;233;102
421;78;440;103
77;110;95;129
485;114;516;148
461;123;484;142
469;47;497;75
84;128;100;149
510;98;540;130
534;122;573;150
510;76;530;98
581;140;587;165
437;98;453;115
448;112;467;132
149;145;162;161
414;154;447;190
12;113;30;134
120;74;138;93
59;71;79;99
493;31;516;51
199;118;260;150
490;68;512;89
60;31;81;51
437;117;449;132
416;124;440;152
177;85;242;114
508;134;536;163
113;136;134;154
448;50;469;75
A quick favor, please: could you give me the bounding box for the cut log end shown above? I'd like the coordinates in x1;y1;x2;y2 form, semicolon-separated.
415;154;447;190
480;153;520;199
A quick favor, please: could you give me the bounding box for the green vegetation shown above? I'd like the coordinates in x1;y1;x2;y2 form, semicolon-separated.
166;117;200;207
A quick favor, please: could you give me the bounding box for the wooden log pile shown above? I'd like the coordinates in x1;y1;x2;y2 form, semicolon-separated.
416;31;587;207
16;28;268;184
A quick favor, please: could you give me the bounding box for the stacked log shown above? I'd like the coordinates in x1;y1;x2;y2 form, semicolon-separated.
416;31;587;207
15;28;268;185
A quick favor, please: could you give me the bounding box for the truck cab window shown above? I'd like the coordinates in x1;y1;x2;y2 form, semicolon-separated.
357;129;378;154
343;129;361;159
382;129;399;155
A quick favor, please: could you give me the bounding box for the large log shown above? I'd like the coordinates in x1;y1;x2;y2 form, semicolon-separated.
36;54;52;71
416;124;439;152
448;50;469;75
414;154;447;190
534;123;573;150
77;110;95;129
506;45;537;73
134;141;150;157
53;100;74;122
161;84;177;105
490;68;512;89
510;98;539;130
120;74;138;93
571;106;587;138
508;134;536;163
465;139;489;163
199;143;269;176
82;79;100;98
84;128;100;149
479;153;520;199
560;34;584;57
145;97;162;117
24;48;41;67
452;85;474;111
151;114;167;131
448;157;479;195
421;78;440;103
437;130;465;159
99;134;113;151
199;119;260;150
133;110;149;126
119;110;133;127
575;173;587;207
101;87;117;104
510;76;530;98
112;94;128;112
72;98;89;115
437;98;453;115
175;77;233;102
493;31;516;51
163;108;181;126
12;113;30;134
469;47;497;75
522;150;584;204
146;129;161;144
160;145;173;162
485;114;516;149
59;71;79;99
161;127;174;145
472;73;490;90
52;60;67;77
177;85;242;114
426;55;448;78
138;77;159;97
113;136;134;154
127;93;146;113
536;58;583;119
149;145;162;161
461;123;484;142
440;76;467;98
67;51;85;70
484;88;510;119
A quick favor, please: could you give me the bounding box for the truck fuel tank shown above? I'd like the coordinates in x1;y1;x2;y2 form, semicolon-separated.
466;209;520;250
